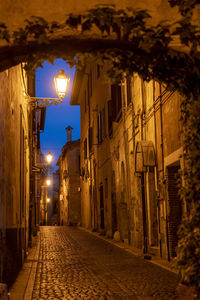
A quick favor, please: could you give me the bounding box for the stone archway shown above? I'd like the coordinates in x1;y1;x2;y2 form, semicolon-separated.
0;0;187;72
0;0;179;32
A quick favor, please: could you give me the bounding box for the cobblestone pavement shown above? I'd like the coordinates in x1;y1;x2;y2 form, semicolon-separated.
32;226;179;300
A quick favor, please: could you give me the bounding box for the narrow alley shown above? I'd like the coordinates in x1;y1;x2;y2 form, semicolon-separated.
1;2;200;299
28;226;179;300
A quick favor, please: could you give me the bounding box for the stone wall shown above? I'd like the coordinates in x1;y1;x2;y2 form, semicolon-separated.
0;65;30;286
72;62;184;260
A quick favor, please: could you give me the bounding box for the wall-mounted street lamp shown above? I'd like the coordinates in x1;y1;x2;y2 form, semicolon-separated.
46;152;53;164
28;69;70;108
54;69;70;99
32;152;53;173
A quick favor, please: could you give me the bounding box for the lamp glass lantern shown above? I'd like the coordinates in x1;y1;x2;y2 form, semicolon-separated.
46;152;53;164
54;69;70;99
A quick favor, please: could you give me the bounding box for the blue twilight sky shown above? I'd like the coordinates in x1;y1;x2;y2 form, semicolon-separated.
36;59;80;170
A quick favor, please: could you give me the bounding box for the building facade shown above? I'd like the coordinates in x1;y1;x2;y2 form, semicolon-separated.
57;127;81;226
0;65;47;287
71;63;185;261
50;172;60;225
29;107;46;236
0;65;30;286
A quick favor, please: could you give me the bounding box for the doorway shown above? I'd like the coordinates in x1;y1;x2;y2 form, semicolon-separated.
99;184;104;230
167;162;182;258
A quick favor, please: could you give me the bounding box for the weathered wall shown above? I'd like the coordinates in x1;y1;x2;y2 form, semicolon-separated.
57;141;81;226
73;61;184;259
0;65;30;285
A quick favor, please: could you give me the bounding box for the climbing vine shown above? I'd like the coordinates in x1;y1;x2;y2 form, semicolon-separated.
0;1;200;296
169;0;200;16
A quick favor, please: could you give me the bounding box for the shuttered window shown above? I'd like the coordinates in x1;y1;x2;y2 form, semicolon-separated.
102;104;106;139
111;84;122;122
97;112;102;145
84;138;87;159
89;127;93;153
107;100;113;138
126;76;132;106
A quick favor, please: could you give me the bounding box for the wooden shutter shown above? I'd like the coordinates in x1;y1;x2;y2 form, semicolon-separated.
167;165;182;258
111;84;122;122
107;100;113;138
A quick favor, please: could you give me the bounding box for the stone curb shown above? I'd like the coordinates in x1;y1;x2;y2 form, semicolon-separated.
24;232;40;300
78;226;178;275
9;232;40;300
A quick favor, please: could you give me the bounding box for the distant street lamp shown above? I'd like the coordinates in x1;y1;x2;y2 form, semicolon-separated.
33;152;53;172
46;179;51;186
28;69;70;107
47;198;51;203
46;152;53;164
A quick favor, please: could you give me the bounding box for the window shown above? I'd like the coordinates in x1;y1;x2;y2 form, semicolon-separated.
111;84;122;122
107;100;113;138
84;88;87;112
97;64;100;79
102;104;106;139
97;112;102;145
78;154;80;174
105;178;108;198
84;138;87;159
88;71;92;100
88;127;93;154
126;76;132;106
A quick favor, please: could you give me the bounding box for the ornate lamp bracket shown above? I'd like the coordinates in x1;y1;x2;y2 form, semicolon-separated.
27;96;63;108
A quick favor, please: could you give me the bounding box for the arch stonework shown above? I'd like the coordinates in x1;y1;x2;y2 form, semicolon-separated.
0;0;177;31
0;0;199;91
0;1;183;72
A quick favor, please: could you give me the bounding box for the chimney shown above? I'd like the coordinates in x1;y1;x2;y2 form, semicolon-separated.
65;125;73;143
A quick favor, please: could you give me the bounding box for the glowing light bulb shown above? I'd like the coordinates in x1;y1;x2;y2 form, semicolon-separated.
46;179;51;186
46;152;53;163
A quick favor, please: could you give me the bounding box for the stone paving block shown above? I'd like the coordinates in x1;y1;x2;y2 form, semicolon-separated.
32;226;179;299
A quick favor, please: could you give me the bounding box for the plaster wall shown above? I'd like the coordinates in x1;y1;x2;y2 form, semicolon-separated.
78;64;112;230
92;72;112;233
58;142;81;225
0;65;30;285
162;92;182;157
72;59;184;259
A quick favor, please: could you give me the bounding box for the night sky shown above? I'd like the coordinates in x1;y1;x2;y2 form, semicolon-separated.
36;59;80;170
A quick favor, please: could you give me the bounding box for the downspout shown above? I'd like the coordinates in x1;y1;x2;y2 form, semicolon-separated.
122;78;131;243
153;81;162;257
141;79;148;254
159;83;170;261
28;107;33;247
87;71;93;229
131;79;135;150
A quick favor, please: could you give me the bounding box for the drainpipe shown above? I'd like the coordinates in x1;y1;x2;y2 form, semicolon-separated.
122;78;131;243
153;81;162;257
159;83;170;261
86;71;93;229
141;173;148;254
123;79;131;197
141;79;148;254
